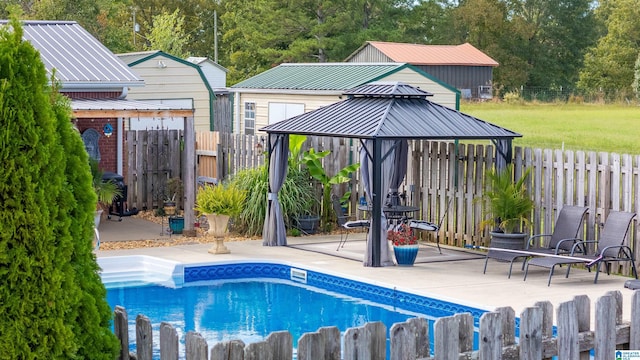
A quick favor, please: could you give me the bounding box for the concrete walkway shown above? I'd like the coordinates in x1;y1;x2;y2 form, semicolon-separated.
96;217;638;321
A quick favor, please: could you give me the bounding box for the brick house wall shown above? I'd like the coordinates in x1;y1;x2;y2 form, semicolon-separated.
74;118;121;174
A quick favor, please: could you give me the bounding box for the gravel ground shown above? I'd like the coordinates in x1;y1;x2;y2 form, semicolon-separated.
98;211;257;251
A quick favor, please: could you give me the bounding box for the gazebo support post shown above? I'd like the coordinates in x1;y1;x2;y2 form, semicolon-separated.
371;137;383;267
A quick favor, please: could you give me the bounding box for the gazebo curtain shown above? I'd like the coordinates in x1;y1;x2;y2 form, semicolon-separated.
263;134;289;246
386;139;408;206
360;139;399;267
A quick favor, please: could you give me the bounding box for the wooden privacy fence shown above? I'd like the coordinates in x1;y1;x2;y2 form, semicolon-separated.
194;133;640;277
112;290;640;360
126;130;184;211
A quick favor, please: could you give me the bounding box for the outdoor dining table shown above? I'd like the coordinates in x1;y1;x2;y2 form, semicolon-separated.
357;204;420;223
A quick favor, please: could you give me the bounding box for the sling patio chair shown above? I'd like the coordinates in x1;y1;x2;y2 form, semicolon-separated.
523;210;638;286
484;205;589;278
332;194;370;251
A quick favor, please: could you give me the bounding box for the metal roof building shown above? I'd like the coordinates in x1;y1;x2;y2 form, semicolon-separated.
3;20;143;91
345;42;498;100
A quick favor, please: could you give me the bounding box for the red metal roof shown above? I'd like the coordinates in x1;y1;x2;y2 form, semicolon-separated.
366;41;499;67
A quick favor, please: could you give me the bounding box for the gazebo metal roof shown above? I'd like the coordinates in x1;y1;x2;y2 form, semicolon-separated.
261;82;520;140
260;82;520;267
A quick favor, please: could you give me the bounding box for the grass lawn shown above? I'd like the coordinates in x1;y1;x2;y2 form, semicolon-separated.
459;102;640;155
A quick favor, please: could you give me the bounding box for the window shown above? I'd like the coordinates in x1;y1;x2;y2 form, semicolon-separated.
268;102;304;124
244;102;255;135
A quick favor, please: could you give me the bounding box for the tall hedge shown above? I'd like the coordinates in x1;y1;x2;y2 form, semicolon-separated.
0;19;119;359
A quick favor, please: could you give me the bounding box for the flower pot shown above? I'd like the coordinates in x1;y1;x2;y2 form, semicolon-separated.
295;215;319;234
205;213;231;254
168;216;184;234
489;231;528;250
163;201;177;216
393;244;419;266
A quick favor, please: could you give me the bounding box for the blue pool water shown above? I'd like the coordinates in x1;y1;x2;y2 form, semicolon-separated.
103;261;487;359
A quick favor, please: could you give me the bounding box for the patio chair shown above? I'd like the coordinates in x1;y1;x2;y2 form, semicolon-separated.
523;210;638;286
332;194;370;251
484;206;588;278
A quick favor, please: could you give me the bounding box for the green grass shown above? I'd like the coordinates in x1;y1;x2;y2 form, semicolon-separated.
459;103;640;155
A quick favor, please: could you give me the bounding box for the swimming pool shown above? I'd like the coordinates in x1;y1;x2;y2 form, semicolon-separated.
100;256;488;358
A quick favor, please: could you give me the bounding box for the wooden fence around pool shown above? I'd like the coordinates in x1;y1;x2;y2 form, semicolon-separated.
113;290;639;360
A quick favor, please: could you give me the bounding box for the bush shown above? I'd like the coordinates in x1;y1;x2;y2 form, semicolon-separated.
0;19;118;359
231;164;318;236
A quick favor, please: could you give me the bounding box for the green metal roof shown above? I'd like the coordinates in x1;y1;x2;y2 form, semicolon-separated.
231;63;415;90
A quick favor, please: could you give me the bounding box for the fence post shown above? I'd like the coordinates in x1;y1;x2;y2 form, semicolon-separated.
631;291;640;350
408;317;430;357
389;323;415;360
594;295;616;360
136;314;153;360
185;331;208;360
265;331;292;360
159;322;179;360
244;341;273;360
298;332;324;360
478;312;502;360
556;300;579;359
114;306;130;360
210;340;245;360
573;295;591;360
364;322;386;360
343;326;372;360
433;316;459;360
318;326;341;360
520;307;543;360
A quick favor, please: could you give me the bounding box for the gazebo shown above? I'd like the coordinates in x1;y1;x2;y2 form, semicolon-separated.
260;82;521;267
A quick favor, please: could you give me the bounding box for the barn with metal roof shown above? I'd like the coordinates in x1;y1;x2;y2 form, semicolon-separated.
345;41;498;100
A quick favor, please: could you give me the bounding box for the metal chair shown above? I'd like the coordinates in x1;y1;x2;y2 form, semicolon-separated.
332;194;370;251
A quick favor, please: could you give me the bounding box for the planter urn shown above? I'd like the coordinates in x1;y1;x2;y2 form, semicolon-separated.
489;231;528;250
206;213;231;254
393;245;419;266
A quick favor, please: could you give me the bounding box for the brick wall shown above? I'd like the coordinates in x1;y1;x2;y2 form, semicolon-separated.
75;118;122;174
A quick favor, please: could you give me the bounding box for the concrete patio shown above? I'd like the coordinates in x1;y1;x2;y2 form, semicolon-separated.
96;216;638;321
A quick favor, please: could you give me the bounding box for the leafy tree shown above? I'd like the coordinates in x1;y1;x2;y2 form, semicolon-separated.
578;0;640;99
144;8;190;57
0;19;119;359
633;53;640;100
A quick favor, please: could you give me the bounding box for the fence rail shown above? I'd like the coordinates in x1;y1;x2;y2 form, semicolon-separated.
113;290;640;360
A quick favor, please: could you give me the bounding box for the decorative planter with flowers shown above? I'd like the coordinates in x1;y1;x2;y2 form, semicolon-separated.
388;223;419;266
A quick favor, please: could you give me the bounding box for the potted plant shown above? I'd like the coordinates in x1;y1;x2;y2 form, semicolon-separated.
89;159;121;227
478;164;534;249
388;223;419;266
195;182;247;254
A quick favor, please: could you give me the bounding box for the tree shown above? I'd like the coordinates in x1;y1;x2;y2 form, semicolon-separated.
578;0;640;99
144;8;190;57
0;18;119;359
633;53;640;100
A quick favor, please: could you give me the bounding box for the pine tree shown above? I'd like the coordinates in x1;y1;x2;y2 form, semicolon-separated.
0;18;118;359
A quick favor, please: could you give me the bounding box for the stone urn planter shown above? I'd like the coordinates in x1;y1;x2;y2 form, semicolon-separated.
206;213;231;254
195;182;246;255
